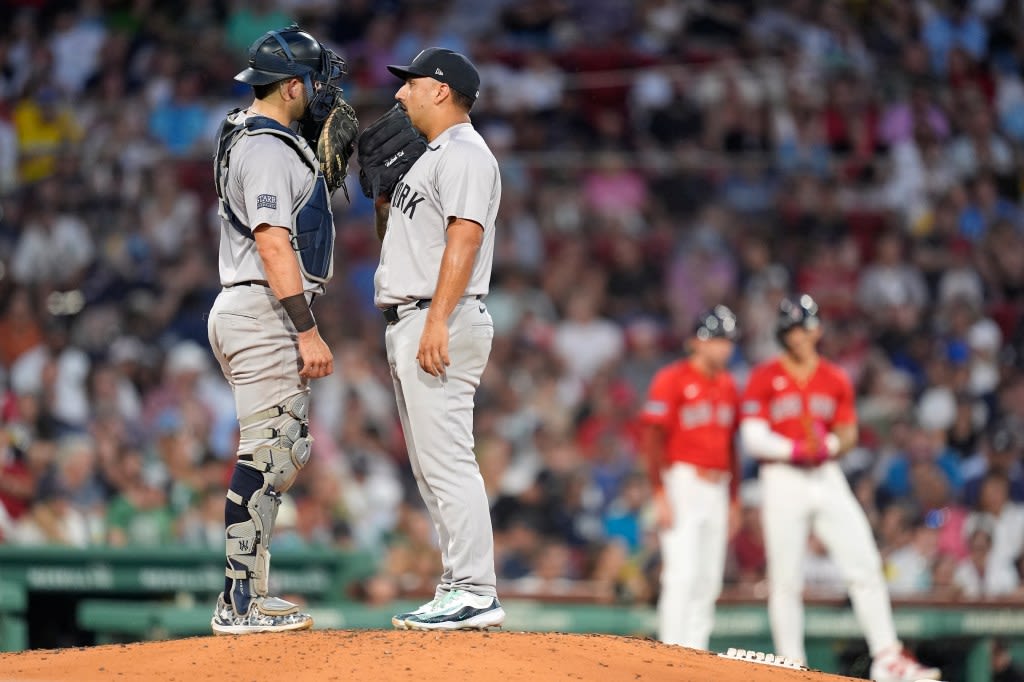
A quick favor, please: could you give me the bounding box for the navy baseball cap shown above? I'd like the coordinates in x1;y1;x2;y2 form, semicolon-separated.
387;47;480;102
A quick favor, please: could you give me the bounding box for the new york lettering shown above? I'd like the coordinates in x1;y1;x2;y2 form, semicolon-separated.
391;180;426;219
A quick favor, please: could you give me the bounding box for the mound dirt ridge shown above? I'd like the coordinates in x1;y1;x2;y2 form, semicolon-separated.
0;630;860;682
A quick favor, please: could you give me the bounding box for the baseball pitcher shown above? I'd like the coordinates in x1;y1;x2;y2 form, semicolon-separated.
361;48;504;630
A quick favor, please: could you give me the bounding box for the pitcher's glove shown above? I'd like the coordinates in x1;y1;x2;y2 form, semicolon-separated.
357;104;427;200
316;98;360;201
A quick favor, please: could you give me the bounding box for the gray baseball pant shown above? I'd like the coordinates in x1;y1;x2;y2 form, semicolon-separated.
385;298;496;599
208;285;310;418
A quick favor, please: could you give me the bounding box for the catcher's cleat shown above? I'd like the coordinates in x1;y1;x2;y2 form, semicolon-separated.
211;592;313;635
399;589;505;631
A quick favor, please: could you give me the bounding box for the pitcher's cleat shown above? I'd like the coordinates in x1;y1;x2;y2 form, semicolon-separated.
399;589;506;631
392;594;449;630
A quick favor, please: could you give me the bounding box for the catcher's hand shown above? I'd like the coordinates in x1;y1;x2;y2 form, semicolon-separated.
317;98;360;201
357;104;427;200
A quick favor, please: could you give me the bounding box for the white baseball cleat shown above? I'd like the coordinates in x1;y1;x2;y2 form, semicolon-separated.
398;589;505;630
869;644;941;682
391;594;448;630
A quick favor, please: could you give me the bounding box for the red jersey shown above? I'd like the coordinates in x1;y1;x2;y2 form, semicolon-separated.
640;359;738;471
740;357;856;439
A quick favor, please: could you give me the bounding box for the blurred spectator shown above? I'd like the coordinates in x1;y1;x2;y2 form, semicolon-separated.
48;5;107;96
10;316;91;431
104;446;174;547
0;286;43;370
552;288;624;385
952;522;1019;599
946;101;1015;180
967;471;1024;565
8;478;92;547
12;86;82;183
803;534;845;595
857;231;930;328
886;517;940;597
224;0;293;54
602;471;647;553
147;72;211;157
921;0;988;75
10;178;94;287
139;166;201;262
962;422;1024;506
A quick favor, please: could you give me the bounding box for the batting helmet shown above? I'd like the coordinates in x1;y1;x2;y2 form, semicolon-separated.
693;305;739;341
235;24;345;122
776;294;821;344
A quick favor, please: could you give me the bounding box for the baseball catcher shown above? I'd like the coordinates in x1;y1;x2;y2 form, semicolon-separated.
356;103;428;200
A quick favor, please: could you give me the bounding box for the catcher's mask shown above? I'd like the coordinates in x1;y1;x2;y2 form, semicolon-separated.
235;24;345;123
693;305;739;341
776;294;821;347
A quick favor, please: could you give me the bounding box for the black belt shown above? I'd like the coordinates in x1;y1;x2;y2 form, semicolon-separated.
381;295;483;325
226;280;270;288
382;299;431;324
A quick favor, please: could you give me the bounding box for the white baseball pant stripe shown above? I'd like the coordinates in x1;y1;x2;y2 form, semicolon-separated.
658;462;730;649
760;461;898;663
385;299;497;598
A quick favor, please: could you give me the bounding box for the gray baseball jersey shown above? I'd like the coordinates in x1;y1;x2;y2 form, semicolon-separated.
218;114;325;295
373;122;500;306
376;120;501;600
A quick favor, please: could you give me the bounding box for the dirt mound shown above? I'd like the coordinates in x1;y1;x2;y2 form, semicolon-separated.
0;630;859;682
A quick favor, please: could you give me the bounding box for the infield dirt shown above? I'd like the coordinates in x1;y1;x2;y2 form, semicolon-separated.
0;630;863;681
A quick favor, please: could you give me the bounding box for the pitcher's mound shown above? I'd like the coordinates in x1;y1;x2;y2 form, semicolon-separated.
0;630;860;681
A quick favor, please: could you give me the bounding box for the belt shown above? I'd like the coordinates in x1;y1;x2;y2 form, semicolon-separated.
694;466;730;484
382;299;431;324
225;280;270;288
674;462;730;483
381;295;483;325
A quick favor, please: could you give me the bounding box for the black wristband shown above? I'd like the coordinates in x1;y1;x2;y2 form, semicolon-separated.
280;293;316;332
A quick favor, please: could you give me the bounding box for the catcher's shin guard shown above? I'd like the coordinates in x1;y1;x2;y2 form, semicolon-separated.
223;392;313;615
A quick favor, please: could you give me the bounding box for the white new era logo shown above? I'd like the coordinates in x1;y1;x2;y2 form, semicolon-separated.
435;67;444;76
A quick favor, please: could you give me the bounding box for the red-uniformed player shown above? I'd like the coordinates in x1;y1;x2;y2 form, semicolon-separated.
739;294;940;682
640;305;739;650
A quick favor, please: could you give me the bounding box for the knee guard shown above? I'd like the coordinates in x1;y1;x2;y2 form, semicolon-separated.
237;392;312;492
224;393;313;616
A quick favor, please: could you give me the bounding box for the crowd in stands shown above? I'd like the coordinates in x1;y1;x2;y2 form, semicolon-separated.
0;0;1023;610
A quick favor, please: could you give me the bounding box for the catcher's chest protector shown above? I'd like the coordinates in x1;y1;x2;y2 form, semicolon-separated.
215;110;334;284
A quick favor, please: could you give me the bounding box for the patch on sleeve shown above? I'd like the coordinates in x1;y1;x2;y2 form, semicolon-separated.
256;194;278;210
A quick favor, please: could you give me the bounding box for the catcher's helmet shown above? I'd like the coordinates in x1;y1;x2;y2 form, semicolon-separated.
235;24;345;121
693;305;739;341
776;294;821;343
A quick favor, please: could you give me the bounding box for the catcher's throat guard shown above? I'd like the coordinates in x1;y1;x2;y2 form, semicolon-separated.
215;110;334;284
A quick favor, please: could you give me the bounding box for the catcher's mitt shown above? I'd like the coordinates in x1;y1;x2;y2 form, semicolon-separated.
357;104;427;200
316;98;360;200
